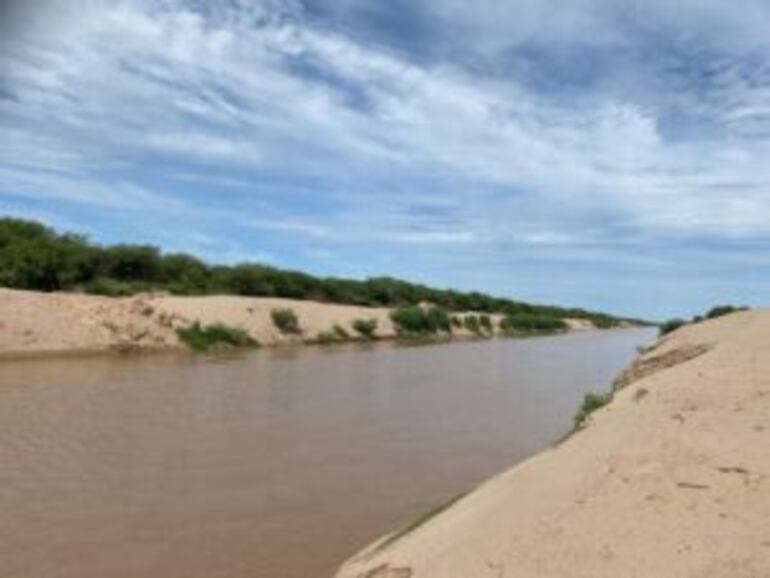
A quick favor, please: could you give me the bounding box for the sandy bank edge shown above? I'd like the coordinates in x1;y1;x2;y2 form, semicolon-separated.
334;310;770;578
0;288;603;359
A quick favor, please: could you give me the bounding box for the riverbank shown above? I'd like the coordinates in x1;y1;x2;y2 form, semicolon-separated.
334;309;770;578
0;288;607;358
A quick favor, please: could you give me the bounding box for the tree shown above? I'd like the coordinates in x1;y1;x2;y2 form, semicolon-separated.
103;245;162;282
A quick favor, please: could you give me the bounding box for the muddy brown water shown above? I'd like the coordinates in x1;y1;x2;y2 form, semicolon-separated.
0;328;655;578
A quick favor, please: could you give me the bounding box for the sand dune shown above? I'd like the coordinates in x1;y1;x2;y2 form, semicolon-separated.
0;288;520;357
334;310;770;578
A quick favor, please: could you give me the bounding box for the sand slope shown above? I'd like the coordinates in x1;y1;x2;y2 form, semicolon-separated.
335;310;770;578
0;288;518;357
0;288;396;356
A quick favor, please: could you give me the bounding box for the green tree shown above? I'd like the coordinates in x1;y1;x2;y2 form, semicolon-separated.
103;245;162;282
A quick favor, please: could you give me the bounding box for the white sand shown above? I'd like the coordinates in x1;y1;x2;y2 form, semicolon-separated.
335;310;770;578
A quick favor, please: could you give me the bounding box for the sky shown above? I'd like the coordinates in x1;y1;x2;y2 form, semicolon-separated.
1;0;770;320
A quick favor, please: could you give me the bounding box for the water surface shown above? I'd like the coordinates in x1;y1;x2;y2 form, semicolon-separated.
0;328;654;578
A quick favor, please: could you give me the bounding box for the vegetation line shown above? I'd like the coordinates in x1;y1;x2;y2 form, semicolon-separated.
659;305;748;336
0;218;641;327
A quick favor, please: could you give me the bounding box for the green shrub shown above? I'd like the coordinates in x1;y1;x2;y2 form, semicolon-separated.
176;321;258;352
660;306;747;336
314;330;340;345
463;315;481;334
332;324;350;339
164;254;210;295
271;308;300;334
500;314;567;333
705;305;747;319
590;315;620;329
103;245;162;282
426;306;452;333
659;318;686;336
450;315;463;329
314;324;355;344
390;306;427;333
0;235;97;291
352;318;378;338
390;306;451;334
84;277;139;297
479;314;493;332
574;391;611;428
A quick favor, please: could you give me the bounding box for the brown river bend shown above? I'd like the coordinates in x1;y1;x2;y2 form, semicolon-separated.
0;328;655;578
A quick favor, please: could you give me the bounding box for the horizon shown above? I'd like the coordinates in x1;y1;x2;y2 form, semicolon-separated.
2;1;770;319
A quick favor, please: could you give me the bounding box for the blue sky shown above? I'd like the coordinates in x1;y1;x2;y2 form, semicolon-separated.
2;0;770;319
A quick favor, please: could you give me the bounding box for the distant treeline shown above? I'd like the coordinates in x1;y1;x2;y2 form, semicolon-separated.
0;218;640;326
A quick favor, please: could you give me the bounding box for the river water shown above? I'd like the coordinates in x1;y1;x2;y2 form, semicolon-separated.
0;328;654;578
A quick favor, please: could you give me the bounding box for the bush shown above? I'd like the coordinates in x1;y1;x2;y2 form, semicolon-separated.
162;253;210;294
352;318;378;338
659;318;686;336
0;235;97;291
84;277;143;297
479;314;493;332
315;330;340;345
332;324;350;339
426;306;452;333
450;315;463;329
705;305;747;319
390;306;451;334
590;315;620;329
103;245;162;282
176;321;258;352
390;306;427;333
271;308;300;334
574;391;611;428
463;315;481;334
660;306;747;336
500;314;567;333
0;218;52;247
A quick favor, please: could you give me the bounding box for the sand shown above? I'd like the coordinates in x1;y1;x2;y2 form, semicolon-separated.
334;310;770;578
0;288;518;357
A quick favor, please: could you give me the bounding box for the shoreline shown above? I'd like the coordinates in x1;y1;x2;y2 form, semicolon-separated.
334;310;770;578
0;288;611;361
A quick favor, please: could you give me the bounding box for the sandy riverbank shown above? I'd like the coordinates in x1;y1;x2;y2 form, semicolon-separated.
334;310;770;578
0;288;599;358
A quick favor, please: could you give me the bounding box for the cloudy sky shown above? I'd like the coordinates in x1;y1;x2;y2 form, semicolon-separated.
2;0;770;319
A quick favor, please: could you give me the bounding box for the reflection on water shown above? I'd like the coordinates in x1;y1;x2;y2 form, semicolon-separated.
0;328;654;578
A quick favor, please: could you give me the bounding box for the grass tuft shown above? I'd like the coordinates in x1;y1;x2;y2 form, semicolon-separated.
314;330;340;345
352;318;378;339
573;391;611;429
271;308;301;334
176;321;258;352
332;324;350;339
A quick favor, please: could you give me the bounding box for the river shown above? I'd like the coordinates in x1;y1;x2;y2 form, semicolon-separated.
0;328;654;578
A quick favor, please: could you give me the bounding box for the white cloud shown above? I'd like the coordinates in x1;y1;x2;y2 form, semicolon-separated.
1;0;770;253
0;167;186;211
248;218;330;238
